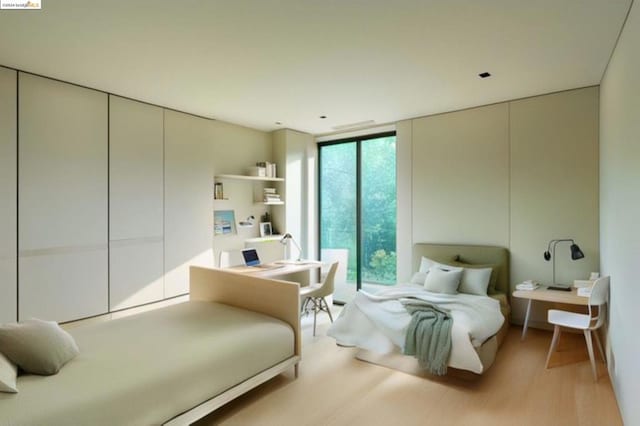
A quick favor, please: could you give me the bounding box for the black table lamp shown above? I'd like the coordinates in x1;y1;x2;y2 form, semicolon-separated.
543;239;585;285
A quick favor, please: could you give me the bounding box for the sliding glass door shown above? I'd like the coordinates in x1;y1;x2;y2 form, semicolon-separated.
319;133;396;303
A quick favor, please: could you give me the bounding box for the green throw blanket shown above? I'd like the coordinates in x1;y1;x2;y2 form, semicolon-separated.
402;300;453;376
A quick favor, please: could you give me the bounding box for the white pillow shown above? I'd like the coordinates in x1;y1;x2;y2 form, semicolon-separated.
0;352;18;393
410;272;427;284
458;267;493;296
423;266;462;294
418;256;447;273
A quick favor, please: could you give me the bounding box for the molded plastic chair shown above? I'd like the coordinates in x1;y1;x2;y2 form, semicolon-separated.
300;262;338;336
545;276;609;381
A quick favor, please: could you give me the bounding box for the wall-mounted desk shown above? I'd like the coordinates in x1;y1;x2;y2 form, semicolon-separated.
513;287;588;341
224;261;324;283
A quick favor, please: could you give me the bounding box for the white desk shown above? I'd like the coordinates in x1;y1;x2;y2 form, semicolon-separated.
224;261;324;283
513;286;588;340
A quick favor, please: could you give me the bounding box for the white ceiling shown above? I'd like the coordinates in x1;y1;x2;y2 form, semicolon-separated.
0;0;632;135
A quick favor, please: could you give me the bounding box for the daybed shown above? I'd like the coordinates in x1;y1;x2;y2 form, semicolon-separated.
0;267;301;425
330;243;511;377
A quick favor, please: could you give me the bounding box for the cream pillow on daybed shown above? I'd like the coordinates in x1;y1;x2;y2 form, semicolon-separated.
0;352;18;393
0;319;79;376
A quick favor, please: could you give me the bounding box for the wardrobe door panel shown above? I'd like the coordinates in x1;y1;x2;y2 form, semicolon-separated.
18;73;108;321
109;96;164;309
0;66;17;323
164;110;214;298
109;240;164;311
109;96;163;240
19;249;108;322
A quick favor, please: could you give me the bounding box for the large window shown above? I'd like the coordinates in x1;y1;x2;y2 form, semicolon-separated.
319;133;397;303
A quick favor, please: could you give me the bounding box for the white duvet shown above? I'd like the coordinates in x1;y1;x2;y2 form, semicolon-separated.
327;284;504;373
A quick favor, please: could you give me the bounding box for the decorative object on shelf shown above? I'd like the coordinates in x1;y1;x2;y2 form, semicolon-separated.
255;161;277;178
238;215;255;228
259;222;272;237
543;238;585;285
214;210;236;235
280;233;302;261
214;182;224;200
248;166;266;177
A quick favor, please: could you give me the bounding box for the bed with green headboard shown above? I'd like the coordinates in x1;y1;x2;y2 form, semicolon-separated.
353;243;511;377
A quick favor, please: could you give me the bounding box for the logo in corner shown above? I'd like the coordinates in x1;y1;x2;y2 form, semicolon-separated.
1;1;42;9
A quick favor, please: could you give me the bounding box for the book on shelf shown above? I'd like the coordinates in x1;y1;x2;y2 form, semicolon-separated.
263;187;277;194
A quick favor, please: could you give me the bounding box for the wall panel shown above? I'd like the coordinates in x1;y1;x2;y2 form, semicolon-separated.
412;103;510;247
18;73;108;321
0;66;17;323
109;96;164;310
510;87;599;323
109;240;163;310
600;2;640;421
164;110;214;297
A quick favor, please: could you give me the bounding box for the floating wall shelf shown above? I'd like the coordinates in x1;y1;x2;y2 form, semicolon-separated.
215;174;284;182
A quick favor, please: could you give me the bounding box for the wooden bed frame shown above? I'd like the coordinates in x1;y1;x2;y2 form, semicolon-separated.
165;267;301;425
355;243;511;378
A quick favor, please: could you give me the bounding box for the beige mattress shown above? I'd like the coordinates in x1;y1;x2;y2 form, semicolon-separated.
0;301;295;425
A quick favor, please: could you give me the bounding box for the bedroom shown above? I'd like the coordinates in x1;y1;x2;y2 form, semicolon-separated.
0;1;638;425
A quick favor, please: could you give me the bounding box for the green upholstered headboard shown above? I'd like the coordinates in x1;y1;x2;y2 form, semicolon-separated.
412;243;510;298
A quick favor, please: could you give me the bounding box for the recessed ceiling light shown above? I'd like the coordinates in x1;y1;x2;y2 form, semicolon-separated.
478;72;492;78
319;115;327;119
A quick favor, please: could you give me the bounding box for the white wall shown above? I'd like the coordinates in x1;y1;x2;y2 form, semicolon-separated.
272;129;316;259
510;87;600;325
599;1;640;424
400;87;600;325
412;103;510;247
395;120;413;282
0;66;17;323
211;120;275;264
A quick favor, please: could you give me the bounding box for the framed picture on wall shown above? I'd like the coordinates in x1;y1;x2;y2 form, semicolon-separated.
259;222;272;237
214;210;236;235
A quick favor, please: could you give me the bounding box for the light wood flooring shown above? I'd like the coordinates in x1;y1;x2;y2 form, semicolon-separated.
196;306;622;426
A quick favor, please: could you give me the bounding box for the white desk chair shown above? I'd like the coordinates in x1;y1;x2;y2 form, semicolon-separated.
545;276;609;381
300;262;338;336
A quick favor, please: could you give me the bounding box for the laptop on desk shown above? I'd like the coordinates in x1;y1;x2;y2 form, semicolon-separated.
236;248;283;271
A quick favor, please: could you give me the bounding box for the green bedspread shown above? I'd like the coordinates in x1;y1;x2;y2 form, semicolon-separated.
402;300;453;375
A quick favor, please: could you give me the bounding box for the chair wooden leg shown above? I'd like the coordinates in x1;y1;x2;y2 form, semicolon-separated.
593;329;606;364
584;329;598;382
545;325;561;369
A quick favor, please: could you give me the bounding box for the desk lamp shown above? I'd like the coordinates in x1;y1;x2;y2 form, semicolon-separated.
543;239;585;285
280;233;302;261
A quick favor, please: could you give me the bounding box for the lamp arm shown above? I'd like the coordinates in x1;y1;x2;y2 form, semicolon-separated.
549;239;576;285
290;237;303;261
280;233;303;261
